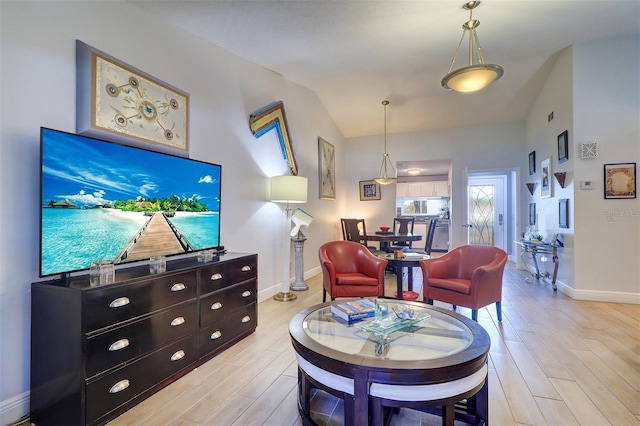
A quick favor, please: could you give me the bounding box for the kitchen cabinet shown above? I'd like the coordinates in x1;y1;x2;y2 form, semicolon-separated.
431;181;449;197
397;181;449;197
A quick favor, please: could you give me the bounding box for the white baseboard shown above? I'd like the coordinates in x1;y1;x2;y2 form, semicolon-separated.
556;280;640;304
1;390;29;426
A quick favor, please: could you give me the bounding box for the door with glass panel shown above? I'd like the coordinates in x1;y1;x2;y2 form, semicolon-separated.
466;175;507;250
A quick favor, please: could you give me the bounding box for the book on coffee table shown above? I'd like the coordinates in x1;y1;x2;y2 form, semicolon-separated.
331;299;376;323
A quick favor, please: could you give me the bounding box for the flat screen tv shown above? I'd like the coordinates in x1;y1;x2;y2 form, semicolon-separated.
40;127;222;278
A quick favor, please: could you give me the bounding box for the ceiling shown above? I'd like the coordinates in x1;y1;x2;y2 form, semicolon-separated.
129;1;639;140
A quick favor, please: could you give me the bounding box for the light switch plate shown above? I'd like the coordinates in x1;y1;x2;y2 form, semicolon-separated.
580;180;594;190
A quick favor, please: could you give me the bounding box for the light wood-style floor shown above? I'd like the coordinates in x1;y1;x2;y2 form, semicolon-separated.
108;262;640;426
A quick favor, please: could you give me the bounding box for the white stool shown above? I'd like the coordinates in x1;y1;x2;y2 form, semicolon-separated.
369;364;488;426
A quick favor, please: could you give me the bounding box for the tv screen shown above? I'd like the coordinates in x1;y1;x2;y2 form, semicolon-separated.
40;127;221;277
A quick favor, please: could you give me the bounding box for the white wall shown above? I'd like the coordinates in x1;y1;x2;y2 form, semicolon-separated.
524;34;640;302
572;34;640;299
0;2;346;423
524;47;576;291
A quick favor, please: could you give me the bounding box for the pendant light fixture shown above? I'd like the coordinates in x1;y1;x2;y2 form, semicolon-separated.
374;100;396;185
441;1;504;93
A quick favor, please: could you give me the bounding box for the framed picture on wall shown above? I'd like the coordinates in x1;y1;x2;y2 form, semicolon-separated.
541;157;552;198
359;180;381;201
559;199;569;228
557;130;569;163
318;137;336;199
604;163;636;199
529;151;536;175
76;41;189;153
529;203;536;226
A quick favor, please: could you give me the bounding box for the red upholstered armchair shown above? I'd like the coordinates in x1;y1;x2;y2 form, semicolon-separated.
319;241;388;302
420;245;508;321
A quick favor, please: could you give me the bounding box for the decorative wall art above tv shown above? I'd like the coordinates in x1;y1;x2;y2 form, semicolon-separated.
40;128;221;278
76;40;189;153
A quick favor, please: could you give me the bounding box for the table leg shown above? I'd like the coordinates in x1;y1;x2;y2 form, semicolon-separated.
475;373;489;424
353;369;369;424
531;252;541;279
407;266;413;292
396;266;403;300
441;404;454;426
551;251;559;291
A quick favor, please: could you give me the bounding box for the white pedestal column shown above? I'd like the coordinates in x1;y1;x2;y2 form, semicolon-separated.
291;232;308;291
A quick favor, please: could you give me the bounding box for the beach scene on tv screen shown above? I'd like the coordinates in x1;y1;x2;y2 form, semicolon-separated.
41;129;221;276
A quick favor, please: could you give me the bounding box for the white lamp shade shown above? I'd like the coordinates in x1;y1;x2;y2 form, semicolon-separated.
270;176;307;203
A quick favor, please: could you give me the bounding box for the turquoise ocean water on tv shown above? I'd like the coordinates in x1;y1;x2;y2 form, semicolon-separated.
41;208;219;276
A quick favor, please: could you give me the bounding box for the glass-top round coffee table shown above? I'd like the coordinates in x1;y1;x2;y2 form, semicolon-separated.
289;300;490;425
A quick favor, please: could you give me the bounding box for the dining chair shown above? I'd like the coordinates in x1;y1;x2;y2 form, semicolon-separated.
405;218;437;255
341;218;366;244
389;216;415;250
340;218;381;253
419;244;508;321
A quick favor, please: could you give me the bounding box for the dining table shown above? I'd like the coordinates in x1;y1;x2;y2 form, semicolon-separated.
366;232;422;252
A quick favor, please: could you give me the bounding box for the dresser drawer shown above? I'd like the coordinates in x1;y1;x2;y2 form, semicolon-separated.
86;301;198;378
85;271;197;332
200;280;257;328
199;303;256;358
86;334;198;424
199;256;257;295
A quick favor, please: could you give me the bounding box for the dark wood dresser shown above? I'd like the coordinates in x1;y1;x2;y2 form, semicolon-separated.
30;252;257;425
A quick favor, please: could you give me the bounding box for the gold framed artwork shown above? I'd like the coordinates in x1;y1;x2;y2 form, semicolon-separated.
318;137;335;199
76;41;189;153
604;163;636;199
249;101;298;176
359;180;380;201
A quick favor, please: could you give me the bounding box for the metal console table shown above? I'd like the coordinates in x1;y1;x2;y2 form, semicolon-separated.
515;240;559;291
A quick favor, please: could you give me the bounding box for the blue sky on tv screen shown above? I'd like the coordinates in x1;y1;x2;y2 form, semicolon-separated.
41;129;221;211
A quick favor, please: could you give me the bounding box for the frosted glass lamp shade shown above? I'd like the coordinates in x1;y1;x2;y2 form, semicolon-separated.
270;176;307;203
442;64;503;92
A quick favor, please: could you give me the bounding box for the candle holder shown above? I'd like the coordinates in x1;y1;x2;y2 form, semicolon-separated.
526;183;535;195
554;172;567;188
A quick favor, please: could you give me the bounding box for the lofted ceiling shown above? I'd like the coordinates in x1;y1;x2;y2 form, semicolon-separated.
129;0;639;139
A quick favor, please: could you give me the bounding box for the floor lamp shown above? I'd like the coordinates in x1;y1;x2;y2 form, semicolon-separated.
270;175;307;302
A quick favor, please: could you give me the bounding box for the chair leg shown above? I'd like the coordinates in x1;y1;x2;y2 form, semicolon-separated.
424;298;434;305
472;309;478;321
323;289;327;303
496;301;502;322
